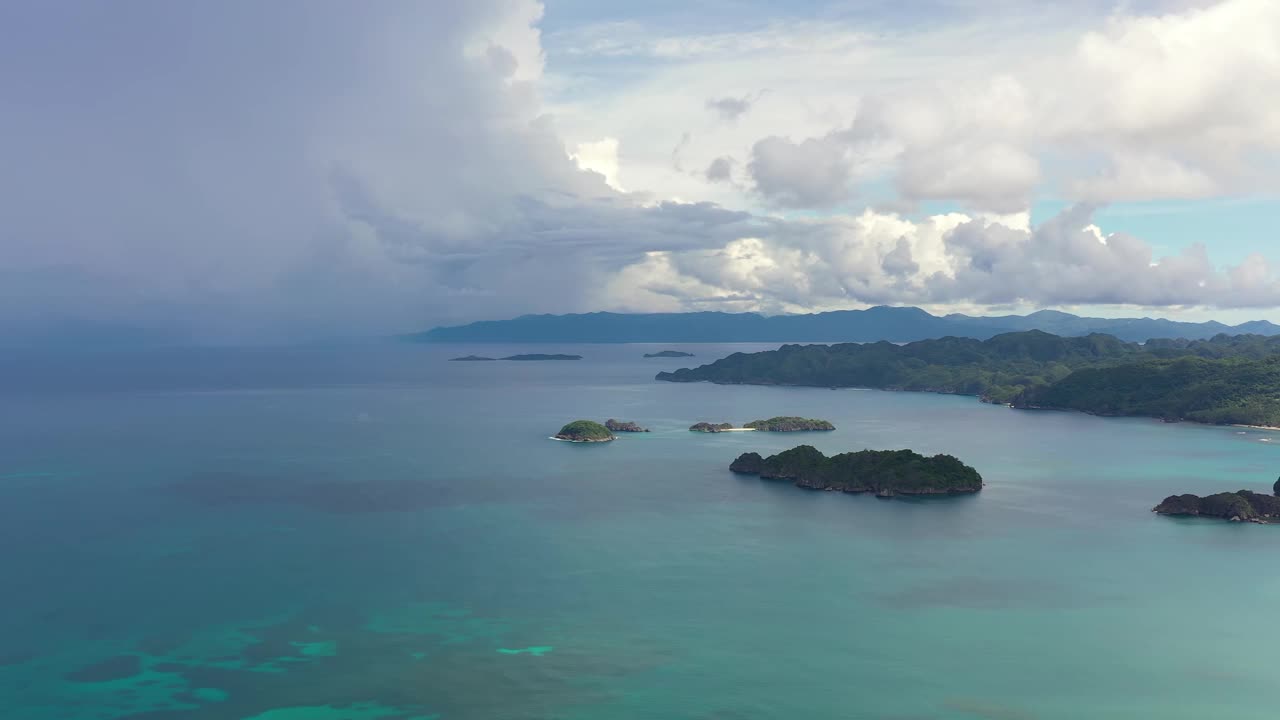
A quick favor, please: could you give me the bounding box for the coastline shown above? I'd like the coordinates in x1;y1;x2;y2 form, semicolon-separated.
660;378;1280;434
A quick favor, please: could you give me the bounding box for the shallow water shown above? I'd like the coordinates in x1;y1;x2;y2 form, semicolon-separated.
2;343;1279;719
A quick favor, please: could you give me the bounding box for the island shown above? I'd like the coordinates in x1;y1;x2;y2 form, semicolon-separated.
730;445;982;497
1153;488;1280;523
504;354;583;361
657;330;1280;427
743;416;835;432
605;419;649;433
448;355;497;361
644;350;695;358
690;422;736;433
553;420;614;442
410;306;1280;345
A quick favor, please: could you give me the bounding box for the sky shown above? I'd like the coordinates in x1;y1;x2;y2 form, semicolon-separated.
1;0;1278;344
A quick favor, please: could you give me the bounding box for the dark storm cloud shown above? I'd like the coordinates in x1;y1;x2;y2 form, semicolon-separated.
0;0;751;343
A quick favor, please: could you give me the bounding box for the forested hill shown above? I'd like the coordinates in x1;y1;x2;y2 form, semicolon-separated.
411;307;1280;344
1019;357;1280;426
656;331;1280;427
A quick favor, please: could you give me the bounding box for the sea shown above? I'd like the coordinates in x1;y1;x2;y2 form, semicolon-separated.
2;342;1279;720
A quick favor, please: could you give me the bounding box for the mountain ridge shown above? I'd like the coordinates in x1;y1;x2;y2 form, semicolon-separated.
410;307;1280;344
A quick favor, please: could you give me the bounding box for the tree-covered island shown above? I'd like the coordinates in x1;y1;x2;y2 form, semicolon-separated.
743;416;835;431
1154;487;1280;524
504;354;583;361
554;420;614;442
605;419;649;432
690;422;736;433
730;445;982;497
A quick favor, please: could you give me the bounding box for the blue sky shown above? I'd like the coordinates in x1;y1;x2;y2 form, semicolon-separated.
1032;198;1277;265
0;0;1278;342
538;0;1156;35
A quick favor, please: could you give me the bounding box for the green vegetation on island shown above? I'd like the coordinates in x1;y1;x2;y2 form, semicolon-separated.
1018;356;1280;426
743;416;835;432
730;445;982;497
690;422;735;433
449;353;583;362
504;354;582;361
554;420;614;442
605;419;649;432
644;350;695;358
1154;485;1280;524
657;330;1280;427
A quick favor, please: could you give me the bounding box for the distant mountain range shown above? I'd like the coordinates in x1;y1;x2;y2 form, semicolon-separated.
410;306;1280;344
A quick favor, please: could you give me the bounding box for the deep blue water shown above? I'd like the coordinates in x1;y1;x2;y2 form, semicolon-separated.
2;343;1280;719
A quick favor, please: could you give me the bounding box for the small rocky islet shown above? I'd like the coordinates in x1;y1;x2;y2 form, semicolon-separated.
553;419;649;441
554;420;614;443
690;417;835;432
730;445;983;497
502;353;582;361
1153;478;1280;523
743;416;835;432
644;350;695;358
689;422;736;433
450;353;582;361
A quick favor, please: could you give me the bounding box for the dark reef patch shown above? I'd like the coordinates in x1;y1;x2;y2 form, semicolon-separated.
66;654;142;683
0;649;36;667
80;609;670;720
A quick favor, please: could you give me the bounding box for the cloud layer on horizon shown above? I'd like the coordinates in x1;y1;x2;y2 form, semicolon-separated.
603;204;1280;315
1;0;1278;343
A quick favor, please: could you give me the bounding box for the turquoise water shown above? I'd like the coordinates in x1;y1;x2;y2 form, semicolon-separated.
2;343;1279;719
